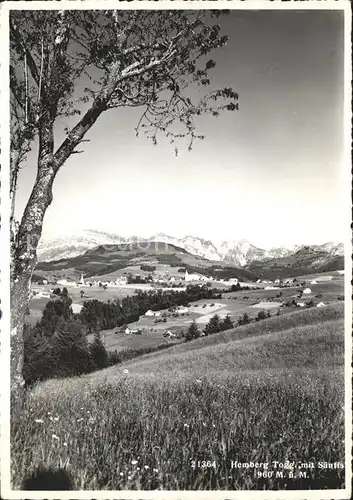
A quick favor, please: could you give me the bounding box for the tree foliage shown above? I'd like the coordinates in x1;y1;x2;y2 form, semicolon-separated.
10;10;238;234
204;313;221;335
89;332;108;370
185;320;201;342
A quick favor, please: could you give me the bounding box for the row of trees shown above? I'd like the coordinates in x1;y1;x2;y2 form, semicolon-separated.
185;314;234;341
184;308;278;342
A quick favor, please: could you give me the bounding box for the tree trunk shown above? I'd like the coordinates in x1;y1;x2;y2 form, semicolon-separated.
10;101;107;408
10;117;56;408
10;274;32;413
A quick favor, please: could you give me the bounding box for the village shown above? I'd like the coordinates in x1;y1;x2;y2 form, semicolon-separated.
35;269;238;290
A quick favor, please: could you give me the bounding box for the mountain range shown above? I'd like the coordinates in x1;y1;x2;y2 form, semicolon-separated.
37;229;344;268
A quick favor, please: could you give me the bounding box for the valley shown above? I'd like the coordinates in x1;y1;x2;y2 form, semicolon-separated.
19;238;347;491
28;240;345;357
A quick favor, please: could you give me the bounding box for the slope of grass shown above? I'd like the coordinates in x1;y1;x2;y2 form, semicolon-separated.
11;305;346;491
89;303;344;373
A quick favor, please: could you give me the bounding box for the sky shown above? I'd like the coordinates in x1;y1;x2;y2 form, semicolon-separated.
14;9;346;249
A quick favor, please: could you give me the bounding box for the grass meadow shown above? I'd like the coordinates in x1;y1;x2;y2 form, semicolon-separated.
11;304;346;490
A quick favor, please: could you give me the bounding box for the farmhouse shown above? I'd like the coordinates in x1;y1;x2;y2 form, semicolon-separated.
316;302;327;308
297;302;306;308
164;330;177;338
303;288;312;295
71;303;84;314
310;280;317;285
228;278;239;284
177;306;189;314
115;277;128;285
79;273;85;286
33;291;51;299
57;278;70;286
125;327;140;335
145;310;161;317
185;270;208;282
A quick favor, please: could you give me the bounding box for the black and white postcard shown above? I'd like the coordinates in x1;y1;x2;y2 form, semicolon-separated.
0;0;351;498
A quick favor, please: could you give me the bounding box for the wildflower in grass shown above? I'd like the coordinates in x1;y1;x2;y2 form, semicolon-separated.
77;418;83;422
184;423;189;428
196;379;202;383
123;369;129;374
53;417;59;422
128;475;132;480
131;460;138;465
153;468;159;473
34;419;44;424
63;442;68;447
119;472;124;476
144;465;149;470
47;412;51;415
52;434;60;440
137;467;140;471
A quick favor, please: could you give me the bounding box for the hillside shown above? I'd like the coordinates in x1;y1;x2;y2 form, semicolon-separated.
15;304;345;490
34;241;256;282
246;246;344;279
87;303;344;382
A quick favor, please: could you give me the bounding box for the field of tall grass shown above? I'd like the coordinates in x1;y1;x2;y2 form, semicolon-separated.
11;304;346;490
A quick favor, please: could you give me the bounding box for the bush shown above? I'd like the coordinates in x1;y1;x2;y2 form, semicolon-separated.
140;264;156;273
256;310;267;322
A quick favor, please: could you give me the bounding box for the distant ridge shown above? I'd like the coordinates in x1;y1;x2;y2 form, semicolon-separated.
37;229;344;270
